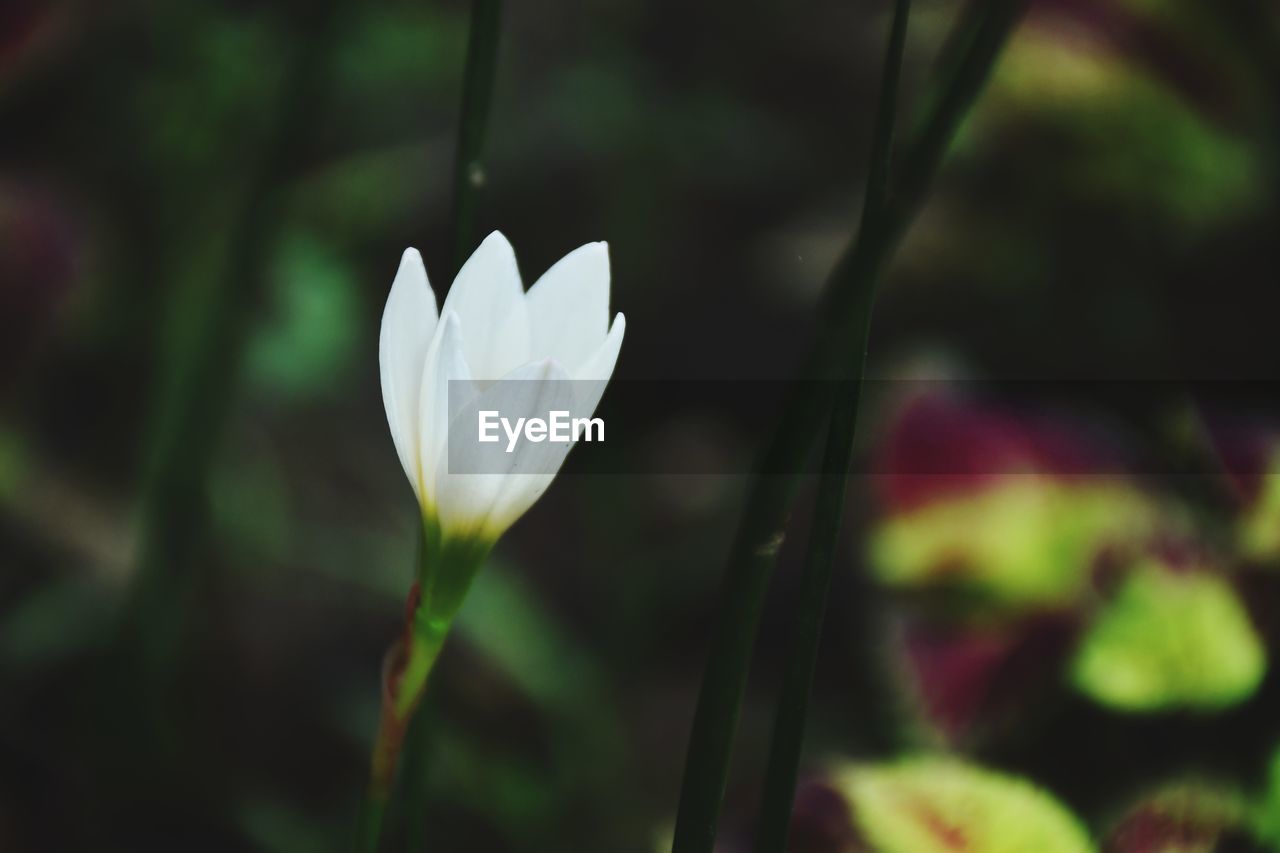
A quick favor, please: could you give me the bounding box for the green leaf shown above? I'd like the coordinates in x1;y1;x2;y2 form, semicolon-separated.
1071;563;1266;711
870;481;1160;607
455;564;604;714
1256;747;1280;846
1108;782;1250;852
833;757;1095;853
245;232;360;400
977;26;1260;229
1239;447;1280;562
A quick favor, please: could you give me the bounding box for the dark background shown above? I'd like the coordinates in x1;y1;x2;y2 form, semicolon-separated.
3;0;1280;850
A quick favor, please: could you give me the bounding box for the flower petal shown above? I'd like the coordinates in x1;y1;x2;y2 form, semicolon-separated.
572;312;625;417
441;231;531;378
434;358;576;540
417;312;475;505
379;248;438;501
525;241;610;373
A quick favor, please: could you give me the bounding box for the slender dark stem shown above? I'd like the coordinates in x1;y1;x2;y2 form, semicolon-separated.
449;0;504;278
752;388;860;853
862;0;911;229
751;2;910;849
669;4;1026;851
895;0;1024;210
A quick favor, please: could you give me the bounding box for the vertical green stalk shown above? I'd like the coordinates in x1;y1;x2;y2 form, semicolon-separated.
357;522;468;853
449;0;504;278
752;2;910;850
122;0;341;729
356;576;449;853
669;3;1026;852
751;388;859;853
862;0;912;231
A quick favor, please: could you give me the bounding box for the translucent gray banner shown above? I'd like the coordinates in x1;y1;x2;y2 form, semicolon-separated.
444;379;1280;476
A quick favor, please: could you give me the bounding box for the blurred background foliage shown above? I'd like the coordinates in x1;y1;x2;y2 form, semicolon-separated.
2;0;1280;850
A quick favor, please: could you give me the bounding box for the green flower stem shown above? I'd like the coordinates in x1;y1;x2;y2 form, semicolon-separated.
357;617;449;853
358;614;448;845
358;520;492;852
752;1;911;849
449;0;504;278
400;529;493;852
670;4;1026;852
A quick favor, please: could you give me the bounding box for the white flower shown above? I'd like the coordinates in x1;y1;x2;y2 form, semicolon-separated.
379;231;625;543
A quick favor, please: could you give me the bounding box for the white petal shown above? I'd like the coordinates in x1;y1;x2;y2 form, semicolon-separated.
379;248;439;501
441;231;531;378
434;358;576;539
573;313;626;418
417;312;476;505
525;241;610;373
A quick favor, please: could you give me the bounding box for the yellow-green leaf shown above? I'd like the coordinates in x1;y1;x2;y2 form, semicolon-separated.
1071;564;1265;711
